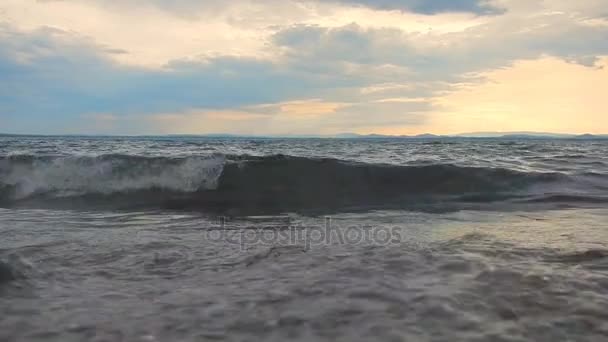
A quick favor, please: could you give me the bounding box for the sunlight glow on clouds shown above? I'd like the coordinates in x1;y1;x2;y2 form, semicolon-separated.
1;0;271;67
0;0;607;135
427;56;608;135
1;0;488;68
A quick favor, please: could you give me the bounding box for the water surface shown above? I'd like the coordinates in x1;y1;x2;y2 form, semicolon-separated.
1;137;607;341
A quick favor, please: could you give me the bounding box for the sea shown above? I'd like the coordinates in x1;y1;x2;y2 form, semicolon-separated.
1;136;608;342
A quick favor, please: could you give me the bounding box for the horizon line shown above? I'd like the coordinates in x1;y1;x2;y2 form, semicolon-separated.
1;131;607;139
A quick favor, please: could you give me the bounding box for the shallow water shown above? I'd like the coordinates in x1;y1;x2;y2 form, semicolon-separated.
2;209;608;341
1;137;608;341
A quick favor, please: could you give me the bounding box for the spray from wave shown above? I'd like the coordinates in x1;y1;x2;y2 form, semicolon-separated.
0;154;225;199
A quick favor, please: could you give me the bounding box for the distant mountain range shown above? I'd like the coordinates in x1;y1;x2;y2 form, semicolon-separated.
318;132;608;140
1;132;608;139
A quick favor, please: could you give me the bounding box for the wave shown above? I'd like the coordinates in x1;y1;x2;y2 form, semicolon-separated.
0;154;601;213
546;249;608;263
0;154;225;199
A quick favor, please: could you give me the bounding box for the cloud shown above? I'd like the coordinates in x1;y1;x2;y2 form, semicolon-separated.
2;0;490;69
0;24;386;134
323;0;504;15
274;6;608;74
0;25;324;112
35;0;504;16
2;0;274;67
1;0;608;135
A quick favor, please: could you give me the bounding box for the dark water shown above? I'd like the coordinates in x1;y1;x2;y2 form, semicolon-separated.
1;136;608;341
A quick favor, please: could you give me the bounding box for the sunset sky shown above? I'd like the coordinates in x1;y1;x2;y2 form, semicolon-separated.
1;0;607;135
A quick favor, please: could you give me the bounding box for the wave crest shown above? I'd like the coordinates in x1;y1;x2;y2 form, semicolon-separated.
0;154;225;199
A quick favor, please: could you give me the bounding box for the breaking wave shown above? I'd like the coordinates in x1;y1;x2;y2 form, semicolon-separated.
0;154;226;199
0;154;604;213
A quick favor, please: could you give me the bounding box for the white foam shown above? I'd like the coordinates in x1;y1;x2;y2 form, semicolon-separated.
1;155;226;199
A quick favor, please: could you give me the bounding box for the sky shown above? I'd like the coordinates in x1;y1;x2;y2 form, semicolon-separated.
1;0;607;135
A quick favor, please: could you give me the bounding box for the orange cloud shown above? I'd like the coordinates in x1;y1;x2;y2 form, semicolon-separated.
276;100;347;117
